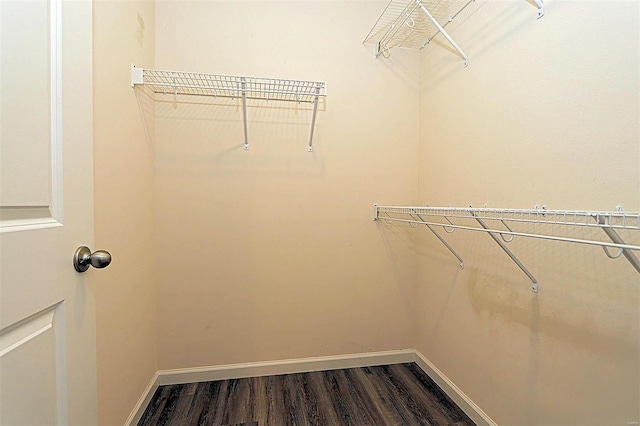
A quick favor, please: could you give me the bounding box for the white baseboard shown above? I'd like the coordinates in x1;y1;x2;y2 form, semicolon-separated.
413;350;497;426
125;371;160;426
156;349;415;386
125;349;495;426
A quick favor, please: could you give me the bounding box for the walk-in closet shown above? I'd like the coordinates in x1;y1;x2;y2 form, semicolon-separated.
1;0;638;425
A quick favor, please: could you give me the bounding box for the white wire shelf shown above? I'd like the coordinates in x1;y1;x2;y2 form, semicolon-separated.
131;66;327;151
363;0;544;64
376;206;640;231
374;205;640;293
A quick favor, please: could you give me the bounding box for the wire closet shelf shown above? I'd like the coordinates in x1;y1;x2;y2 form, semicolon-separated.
363;0;544;63
130;66;327;151
374;205;640;293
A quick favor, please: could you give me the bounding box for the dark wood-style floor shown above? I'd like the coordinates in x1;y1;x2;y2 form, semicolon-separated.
138;363;474;426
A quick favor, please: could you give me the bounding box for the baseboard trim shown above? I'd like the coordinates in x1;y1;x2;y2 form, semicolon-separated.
156;349;415;386
413;350;497;426
125;349;495;426
124;371;159;426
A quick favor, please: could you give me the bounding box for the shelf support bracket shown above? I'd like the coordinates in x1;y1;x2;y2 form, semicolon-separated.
240;78;249;150
131;65;143;87
418;2;469;66
414;213;464;269
532;0;544;19
308;86;321;152
471;211;538;292
594;216;640;273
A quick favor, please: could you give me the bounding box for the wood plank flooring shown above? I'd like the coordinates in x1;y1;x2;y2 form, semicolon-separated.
138;363;474;426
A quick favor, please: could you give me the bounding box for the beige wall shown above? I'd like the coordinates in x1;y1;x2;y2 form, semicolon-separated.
90;0;639;424
414;1;639;424
153;1;419;369
93;1;157;424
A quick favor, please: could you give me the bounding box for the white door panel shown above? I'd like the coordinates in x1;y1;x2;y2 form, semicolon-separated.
0;0;52;209
0;305;60;425
0;1;98;425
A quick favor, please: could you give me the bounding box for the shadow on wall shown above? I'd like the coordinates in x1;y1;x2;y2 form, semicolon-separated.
461;258;639;422
410;218;640;361
134;88;327;177
379;214;639;363
375;219;430;339
420;0;544;90
463;267;637;362
134;85;155;160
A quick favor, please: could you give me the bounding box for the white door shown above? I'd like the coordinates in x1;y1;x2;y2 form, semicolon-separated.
0;1;99;424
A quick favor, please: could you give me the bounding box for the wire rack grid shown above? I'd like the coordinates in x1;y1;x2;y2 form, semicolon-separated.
131;66;327;151
374;205;640;289
375;206;640;231
363;0;475;57
140;68;327;103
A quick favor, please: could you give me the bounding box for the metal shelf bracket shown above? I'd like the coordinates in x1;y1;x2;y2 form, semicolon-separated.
470;210;538;292
414;212;464;268
417;2;469;67
595;214;640;274
532;0;544;18
240;77;249;150
308;87;321;152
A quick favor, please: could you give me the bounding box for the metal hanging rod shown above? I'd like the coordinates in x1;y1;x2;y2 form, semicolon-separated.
373;205;640;293
363;0;544;63
130;65;327;152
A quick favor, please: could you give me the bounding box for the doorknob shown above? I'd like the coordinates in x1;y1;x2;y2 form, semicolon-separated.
73;246;112;272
